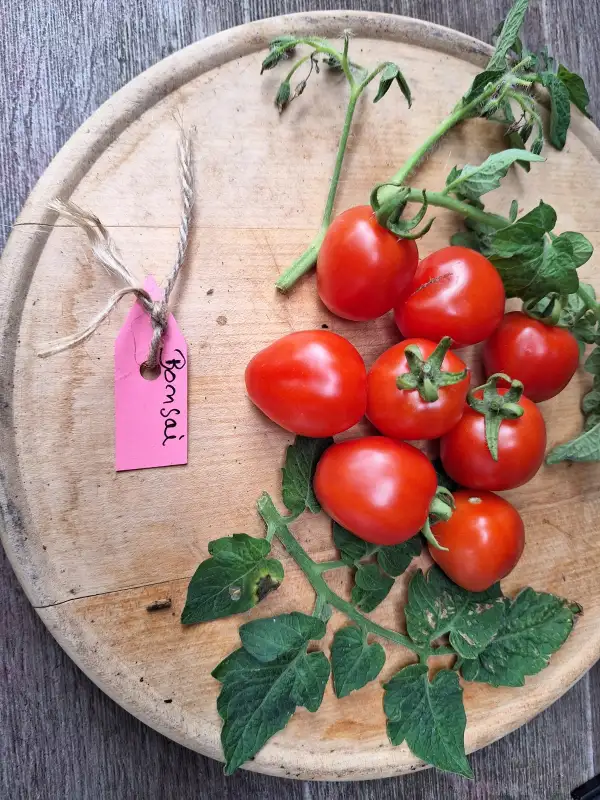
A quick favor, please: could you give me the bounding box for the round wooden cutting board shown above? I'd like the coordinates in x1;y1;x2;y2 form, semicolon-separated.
2;11;600;782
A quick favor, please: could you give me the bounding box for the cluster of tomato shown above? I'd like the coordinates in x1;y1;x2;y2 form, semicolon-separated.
245;206;581;593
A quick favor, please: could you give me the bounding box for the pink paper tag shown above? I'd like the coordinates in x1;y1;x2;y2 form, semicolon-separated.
114;276;188;471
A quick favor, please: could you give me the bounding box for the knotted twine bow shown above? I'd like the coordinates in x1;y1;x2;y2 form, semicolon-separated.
39;130;194;369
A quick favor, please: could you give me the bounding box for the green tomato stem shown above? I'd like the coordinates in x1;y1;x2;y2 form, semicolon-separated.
315;559;349;572
257;492;438;657
276;73;505;291
386;105;466;188
275;87;360;292
284;53;312;84
404;189;509;230
577;284;600;318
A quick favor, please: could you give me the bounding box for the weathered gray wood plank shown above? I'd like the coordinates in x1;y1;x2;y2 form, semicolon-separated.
1;1;598;798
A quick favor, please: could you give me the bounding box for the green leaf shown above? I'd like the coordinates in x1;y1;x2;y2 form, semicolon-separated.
541;72;572;149
461;589;580;686
216;647;329;774
492;201;556;257
489;205;583;300
384;664;473;778
445;150;544;202
333;522;373;565
583;388;600;415
330;626;386;698
334;521;421;577
290;650;331;712
377;537;423;577
281;436;333;515
487;0;529;70
181;534;284;624
450;230;483;251
585;348;600;375
239;612;326;663
557;65;591;117
351;564;394;612
462;69;505;107
373;62;412;107
405;567;505;659
492;17;523;59
546;422;600;464
558;232;594;268
212;647;267;683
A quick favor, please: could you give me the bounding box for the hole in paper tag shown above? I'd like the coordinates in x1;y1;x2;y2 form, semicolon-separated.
140;362;161;381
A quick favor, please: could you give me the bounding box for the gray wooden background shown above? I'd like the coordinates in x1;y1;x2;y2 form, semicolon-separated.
2;1;599;798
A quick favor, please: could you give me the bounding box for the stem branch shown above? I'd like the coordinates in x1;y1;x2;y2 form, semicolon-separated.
257;492;441;658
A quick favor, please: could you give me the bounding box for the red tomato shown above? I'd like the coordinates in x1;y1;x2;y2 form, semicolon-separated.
483;311;580;403
317;205;419;321
394;246;505;346
440;388;546;490
245;330;366;437
428;490;525;592
314;437;437;545
367;339;470;440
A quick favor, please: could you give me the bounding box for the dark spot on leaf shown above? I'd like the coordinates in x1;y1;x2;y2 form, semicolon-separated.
256;574;280;602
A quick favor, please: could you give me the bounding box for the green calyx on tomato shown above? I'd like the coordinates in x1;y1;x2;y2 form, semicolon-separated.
421;485;455;552
522;293;565;326
370;183;435;241
396;336;468;403
467;373;525;461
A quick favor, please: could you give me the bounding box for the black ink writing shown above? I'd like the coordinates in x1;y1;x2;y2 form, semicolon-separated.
160;348;186;446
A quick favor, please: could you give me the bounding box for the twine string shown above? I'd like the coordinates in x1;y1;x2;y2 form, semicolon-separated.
39;129;194;369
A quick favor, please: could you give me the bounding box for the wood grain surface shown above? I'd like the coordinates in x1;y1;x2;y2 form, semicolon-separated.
2;1;600;798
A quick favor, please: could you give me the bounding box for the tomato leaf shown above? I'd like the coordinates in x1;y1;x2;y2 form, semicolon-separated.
462;69;505;109
377;537;423;577
373;62;412;107
333;521;375;565
239;612;326;662
333;521;422;576
405;567;505;659
541;72;572;149
282;435;333;515
384;664;473;778
450;230;483;251
460;589;580;686
557;64;591;117
546;422;600;464
351;564;394;612
487;0;529;71
444;150;544;202
558;232;594;268
330;626;386;698
492;201;557;256
290;650;331;711
215;646;329;774
584;348;600;375
181;534;284;624
488;203;589;299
